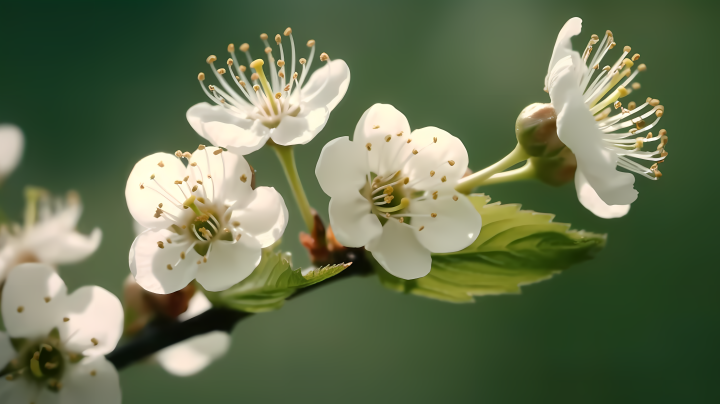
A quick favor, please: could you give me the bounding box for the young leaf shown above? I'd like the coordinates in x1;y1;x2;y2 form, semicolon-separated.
205;250;350;313
375;194;607;303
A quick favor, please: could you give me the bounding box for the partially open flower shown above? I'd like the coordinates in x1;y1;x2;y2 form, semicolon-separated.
315;104;482;279
545;17;667;218
187;28;350;154
0;263;123;404
0;124;24;182
0;188;102;283
125;146;288;293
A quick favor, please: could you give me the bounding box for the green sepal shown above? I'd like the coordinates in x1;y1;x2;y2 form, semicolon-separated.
376;194;607;303
205;249;350;313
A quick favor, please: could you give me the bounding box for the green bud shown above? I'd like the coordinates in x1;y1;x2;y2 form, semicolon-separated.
515;103;564;157
530;146;577;187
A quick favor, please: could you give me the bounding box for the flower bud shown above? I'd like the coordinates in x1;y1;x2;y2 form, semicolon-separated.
123;275;197;336
515;103;564;157
529;146;577;187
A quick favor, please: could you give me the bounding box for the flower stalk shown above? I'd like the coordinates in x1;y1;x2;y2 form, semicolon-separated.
455;143;530;194
271;143;315;232
480;162;537;186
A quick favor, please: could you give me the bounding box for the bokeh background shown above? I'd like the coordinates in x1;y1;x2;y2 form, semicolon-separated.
1;0;717;402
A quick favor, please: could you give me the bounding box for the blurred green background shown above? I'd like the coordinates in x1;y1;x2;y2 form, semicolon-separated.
1;0;717;402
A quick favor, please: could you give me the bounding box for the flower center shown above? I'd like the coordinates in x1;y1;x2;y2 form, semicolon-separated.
196;28;332;129
1;333;76;392
575;30;668;179
365;171;412;223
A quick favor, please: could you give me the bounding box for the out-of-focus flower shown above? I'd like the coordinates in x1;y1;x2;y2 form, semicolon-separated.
0;263;123;404
187;28;350;154
546;17;667;218
156;292;230;377
125;146;288;293
0;124;23;182
0;188;102;283
315;104;482;279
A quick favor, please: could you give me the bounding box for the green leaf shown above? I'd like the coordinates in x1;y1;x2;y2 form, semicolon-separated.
205;250;350;313
376;194;607;303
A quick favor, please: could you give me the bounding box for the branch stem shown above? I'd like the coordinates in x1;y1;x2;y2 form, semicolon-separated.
455;143;529;194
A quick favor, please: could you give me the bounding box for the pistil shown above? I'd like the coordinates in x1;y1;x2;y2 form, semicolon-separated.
250;59;278;114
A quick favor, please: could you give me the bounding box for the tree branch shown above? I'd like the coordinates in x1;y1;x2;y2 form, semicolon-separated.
106;249;374;370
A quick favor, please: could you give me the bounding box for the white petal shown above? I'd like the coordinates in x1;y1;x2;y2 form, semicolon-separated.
31;228;102;266
0;124;23;179
545;17;583;91
0;331;14;369
129;229;200;294
352;104;413;176
195;238;262;292
269;107;330;146
187;102;270;155
1;263;66;339
178;292;212;321
366;219;431;280
0;377;38;403
550;65;638;206
328;192;382;248
301;59;351;112
125;152;190;229
408;194;482;253
187;146;254;207
402;127;469;191
133;220;148;237
58;286;123;356
57;356;121;404
228;187;288;248
575;169;630;219
315;136;369;198
156;331;231;377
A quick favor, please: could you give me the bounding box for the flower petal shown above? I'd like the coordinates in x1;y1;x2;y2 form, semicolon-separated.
408;194;482;253
545;17;583;91
402;127;469;191
352;104;413;177
58;286;123;356
0;331;14;369
0;124;23;179
195;238;262;292
129;229;200;294
575;169;630;219
1;263;66;338
31;228;102;266
178;292;212;321
329;192;382;248
315;136;369;198
366;219;431;280
156;331;231;377
269;107;330;146
550;65;637;206
301;59;351;112
187;102;270;155
125;152;189;229
228;187;288;248
0;377;38;403
56;356;121;404
187;146;254;208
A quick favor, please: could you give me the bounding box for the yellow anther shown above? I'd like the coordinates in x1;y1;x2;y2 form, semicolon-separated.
227;43;235;52
17;306;24;313
208;85;215;91
441;176;447;183
264;47;272;54
206;55;217;64
452;195;459;201
632;53;640;61
433;137;437;143
628;101;637;110
198;72;205;81
227;58;233;66
623;46;631;53
418;226;425;231
430;170;435;177
239;65;247;72
253;84;260;91
166;264;172;270
366;143;372;151
240;43;249;52
277;60;285;67
307;39;315;47
299;58;307;65
632;83;641;90
91;338;99;346
448;160;455;166
217;68;226;74
430;213;437;218
383;186;394;195
158;161;164;167
260;33;268;40
412;149;418;155
240;174;248;182
284;27;292;36
385;135;392;142
275;34;281;44
275;92;281;99
320;52;329;61
637;64;647;72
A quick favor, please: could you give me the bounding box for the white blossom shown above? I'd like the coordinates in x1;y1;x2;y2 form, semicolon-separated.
0;190;102;283
0;263;123;404
0;124;23;181
125;146;288;293
315;104;482;279
187;29;350;154
546;17;668;218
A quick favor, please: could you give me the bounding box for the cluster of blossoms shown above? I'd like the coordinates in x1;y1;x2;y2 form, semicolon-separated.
0;18;669;403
